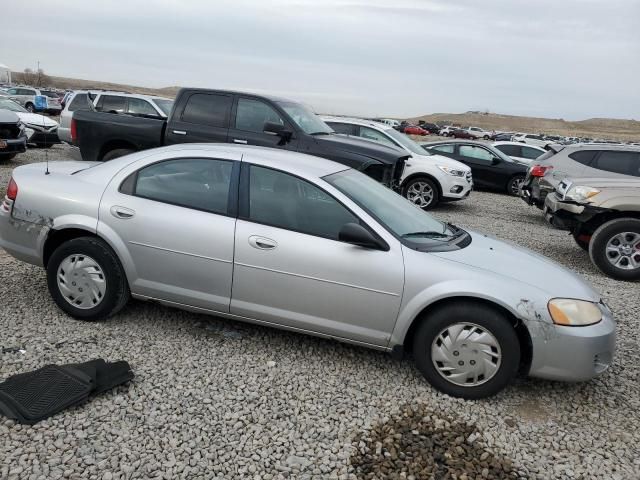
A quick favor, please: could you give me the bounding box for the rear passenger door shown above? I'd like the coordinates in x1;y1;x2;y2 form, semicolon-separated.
227;97;298;150
165;92;233;145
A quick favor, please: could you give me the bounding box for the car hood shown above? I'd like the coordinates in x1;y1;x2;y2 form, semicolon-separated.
0;110;19;123
431;230;600;302
409;153;470;172
15;112;59;127
313;134;408;166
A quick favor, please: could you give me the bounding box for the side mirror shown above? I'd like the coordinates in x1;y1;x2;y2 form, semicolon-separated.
491;157;501;165
338;223;386;250
264;121;292;137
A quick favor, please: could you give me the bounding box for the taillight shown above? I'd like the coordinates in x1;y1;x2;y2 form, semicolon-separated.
70;118;77;143
530;165;553;177
6;177;18;201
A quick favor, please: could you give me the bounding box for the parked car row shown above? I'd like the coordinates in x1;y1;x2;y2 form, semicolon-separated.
520;143;640;280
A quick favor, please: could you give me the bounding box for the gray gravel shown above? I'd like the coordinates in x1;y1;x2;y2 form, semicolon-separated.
1;145;639;479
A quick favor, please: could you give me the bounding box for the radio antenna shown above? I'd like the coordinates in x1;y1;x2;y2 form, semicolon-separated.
43;99;50;175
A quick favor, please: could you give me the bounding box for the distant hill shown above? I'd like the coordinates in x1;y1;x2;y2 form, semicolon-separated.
409;112;640;141
15;72;639;141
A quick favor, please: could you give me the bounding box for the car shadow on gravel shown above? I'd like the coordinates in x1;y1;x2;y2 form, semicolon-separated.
350;403;517;479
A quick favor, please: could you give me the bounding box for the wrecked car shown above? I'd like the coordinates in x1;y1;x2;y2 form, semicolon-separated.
0;145;616;399
0;110;28;161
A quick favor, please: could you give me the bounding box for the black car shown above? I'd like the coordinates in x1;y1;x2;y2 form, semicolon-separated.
0;110;27;161
492;132;514;141
72;89;409;188
418;122;440;135
422;140;528;195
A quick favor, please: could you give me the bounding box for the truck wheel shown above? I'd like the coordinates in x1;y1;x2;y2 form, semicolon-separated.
102;149;134;161
506;175;525;196
589;218;640;281
572;230;590;251
403;177;439;210
412;301;520;399
46;237;130;321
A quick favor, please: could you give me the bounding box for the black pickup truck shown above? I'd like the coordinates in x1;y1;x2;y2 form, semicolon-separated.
73;88;409;186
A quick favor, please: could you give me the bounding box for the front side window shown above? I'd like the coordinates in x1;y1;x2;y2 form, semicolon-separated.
181;93;232;127
127;98;158;116
521;146;544;159
591;151;640;177
358;126;397;148
134;158;233;214
459;145;494;162
248;165;358;240
235;98;284;133
97;95;126;113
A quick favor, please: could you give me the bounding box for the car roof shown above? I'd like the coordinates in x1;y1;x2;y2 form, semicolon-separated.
321;116;392;130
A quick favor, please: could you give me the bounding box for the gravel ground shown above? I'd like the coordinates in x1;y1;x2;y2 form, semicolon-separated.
1;145;639;480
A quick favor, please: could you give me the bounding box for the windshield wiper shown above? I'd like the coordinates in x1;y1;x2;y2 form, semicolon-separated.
401;231;450;239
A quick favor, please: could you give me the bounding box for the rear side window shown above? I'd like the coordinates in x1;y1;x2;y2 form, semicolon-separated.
459;145;494;162
67;94;91;112
568;150;597;166
591;151;640;177
494;144;521;157
521;146;544;160
248;165;359;240
327;122;356;135
97;95;126;113
235;98;284;133
181;93;232;127
134;158;233;214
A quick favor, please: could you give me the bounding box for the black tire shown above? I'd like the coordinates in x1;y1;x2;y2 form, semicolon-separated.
483;135;490;140
412;301;520;399
102;148;134;161
402;177;440;210
506;175;525;196
589;218;640;281
25;103;35;113
0;153;17;161
572;230;590;251
47;237;130;321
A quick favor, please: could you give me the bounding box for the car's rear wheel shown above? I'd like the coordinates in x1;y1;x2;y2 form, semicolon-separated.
25;103;35;113
102;148;135;161
412;301;520;399
589;218;640;281
507;175;525;196
403;177;439;210
47;237;130;320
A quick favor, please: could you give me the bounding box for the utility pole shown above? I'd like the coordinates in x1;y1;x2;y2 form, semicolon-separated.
36;60;40;86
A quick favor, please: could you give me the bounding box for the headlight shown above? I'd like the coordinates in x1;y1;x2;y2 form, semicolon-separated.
437;165;466;177
548;298;602;326
565;185;600;203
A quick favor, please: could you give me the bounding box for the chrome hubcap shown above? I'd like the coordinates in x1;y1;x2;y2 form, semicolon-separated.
605;232;640;270
57;254;107;309
406;181;434;208
510;178;524;194
431;323;501;387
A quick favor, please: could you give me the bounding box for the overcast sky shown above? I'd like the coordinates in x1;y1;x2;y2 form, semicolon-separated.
2;0;639;119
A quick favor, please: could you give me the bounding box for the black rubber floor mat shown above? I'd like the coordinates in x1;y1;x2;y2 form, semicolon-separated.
0;359;133;425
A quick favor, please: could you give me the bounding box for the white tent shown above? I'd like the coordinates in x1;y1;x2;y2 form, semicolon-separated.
0;64;12;84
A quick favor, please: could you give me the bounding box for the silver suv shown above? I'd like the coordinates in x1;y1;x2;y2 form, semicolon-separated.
5;87;62;114
520;144;640;207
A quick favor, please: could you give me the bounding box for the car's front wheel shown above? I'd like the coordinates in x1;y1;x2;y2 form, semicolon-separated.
47;237;130;320
403;177;439;210
589;218;640;281
412;301;520;399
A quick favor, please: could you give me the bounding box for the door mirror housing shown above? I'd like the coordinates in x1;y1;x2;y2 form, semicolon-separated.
338;223;387;250
491;157;501;165
264;121;293;141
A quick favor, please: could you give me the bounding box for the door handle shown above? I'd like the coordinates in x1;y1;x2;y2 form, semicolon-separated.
110;206;135;219
248;235;277;250
233;139;248;144
172;130;187;135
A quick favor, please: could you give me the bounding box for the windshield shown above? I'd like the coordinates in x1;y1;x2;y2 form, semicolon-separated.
383;127;432;156
0;99;27;113
325;169;462;245
153;98;174;116
277;101;333;135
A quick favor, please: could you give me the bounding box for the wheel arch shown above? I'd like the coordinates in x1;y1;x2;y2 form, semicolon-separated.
396;295;533;375
577;211;640;237
98;140;138;161
400;172;443;198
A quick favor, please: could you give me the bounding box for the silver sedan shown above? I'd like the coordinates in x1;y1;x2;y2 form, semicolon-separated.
0;145;616;398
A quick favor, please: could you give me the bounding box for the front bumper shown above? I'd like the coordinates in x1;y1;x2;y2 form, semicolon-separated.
29;130;60;145
441;174;473;201
528;308;616;382
0;137;27;156
543;194;606;232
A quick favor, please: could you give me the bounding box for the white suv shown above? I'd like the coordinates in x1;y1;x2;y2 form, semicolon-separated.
323;117;473;209
5;87;62;113
467;126;492;139
512;133;550;148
